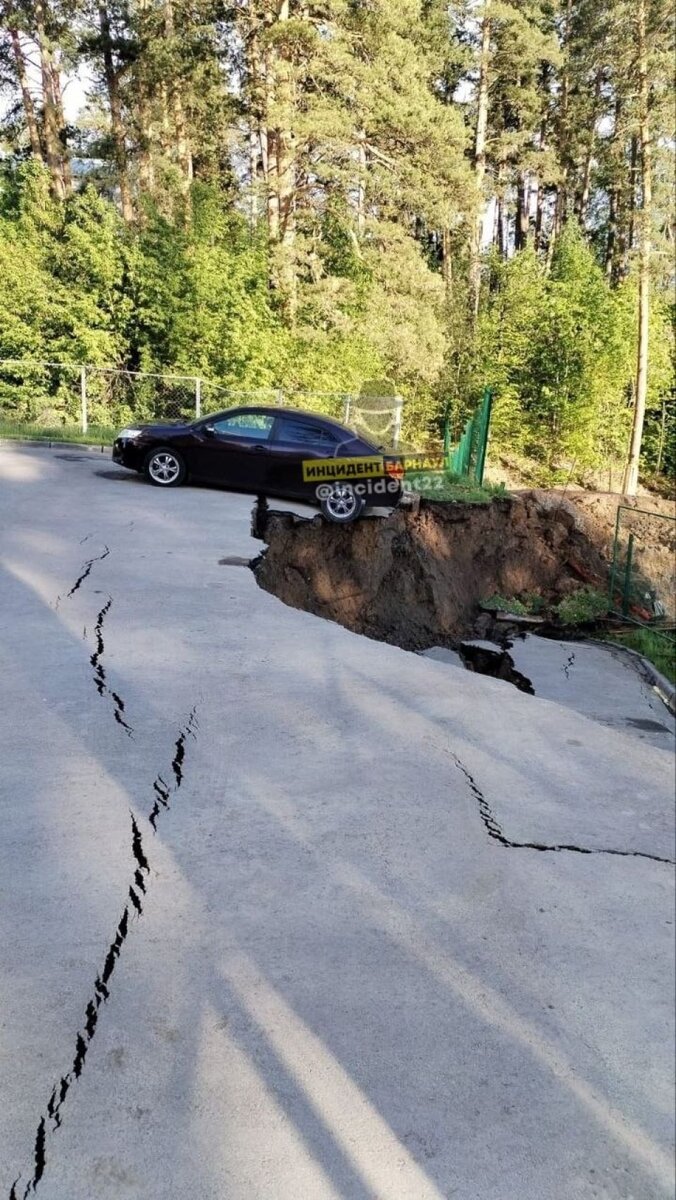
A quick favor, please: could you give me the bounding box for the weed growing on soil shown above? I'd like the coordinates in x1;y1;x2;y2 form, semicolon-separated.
555;587;609;626
406;471;508;504
481;594;529;615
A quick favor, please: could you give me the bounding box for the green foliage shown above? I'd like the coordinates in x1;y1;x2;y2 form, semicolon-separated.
0;0;673;487
603;628;676;685
480;594;529;615
471;226;639;473
555;587;609;626
407;473;507;504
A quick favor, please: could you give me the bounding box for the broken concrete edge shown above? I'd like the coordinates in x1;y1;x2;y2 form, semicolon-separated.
0;437;111;453
583;637;676;716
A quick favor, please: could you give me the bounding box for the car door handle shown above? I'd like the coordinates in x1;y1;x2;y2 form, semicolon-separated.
253;445;266;453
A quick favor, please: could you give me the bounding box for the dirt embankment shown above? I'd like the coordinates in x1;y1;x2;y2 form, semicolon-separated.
559;491;675;616
254;492;618;648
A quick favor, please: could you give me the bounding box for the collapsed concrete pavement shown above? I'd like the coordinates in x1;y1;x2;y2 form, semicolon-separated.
1;445;674;1200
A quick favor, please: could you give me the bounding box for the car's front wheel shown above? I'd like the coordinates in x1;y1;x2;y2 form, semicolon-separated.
319;482;365;524
144;447;187;487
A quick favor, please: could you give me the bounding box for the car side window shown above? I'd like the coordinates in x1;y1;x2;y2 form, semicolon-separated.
211;413;274;440
274;417;340;447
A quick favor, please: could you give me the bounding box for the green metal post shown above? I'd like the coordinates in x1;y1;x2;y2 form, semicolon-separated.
608;505;622;611
621;532;635;616
473;388;493;484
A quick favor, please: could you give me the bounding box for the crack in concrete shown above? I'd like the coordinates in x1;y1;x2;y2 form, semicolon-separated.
563;651;575;679
54;545;110;611
452;754;675;866
149;710;199;830
8;708;199;1198
88;598;134;738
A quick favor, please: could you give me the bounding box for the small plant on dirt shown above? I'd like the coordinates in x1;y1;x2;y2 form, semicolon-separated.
480;593;529;615
517;591;547;615
555;587;609;626
406;471;509;504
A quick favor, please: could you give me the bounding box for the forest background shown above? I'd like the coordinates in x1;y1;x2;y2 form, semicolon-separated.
0;0;673;489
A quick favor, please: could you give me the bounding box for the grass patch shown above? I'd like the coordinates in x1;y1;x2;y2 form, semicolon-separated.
481;593;529;615
603;627;676;685
405;470;508;504
0;419;116;445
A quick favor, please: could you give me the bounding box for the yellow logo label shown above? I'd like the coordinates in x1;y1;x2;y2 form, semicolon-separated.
302;456;385;482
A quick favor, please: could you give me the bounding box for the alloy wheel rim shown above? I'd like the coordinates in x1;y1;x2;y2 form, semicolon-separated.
150;452;180;483
326;484;357;518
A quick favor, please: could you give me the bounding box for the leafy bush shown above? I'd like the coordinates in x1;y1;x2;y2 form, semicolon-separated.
480;594;529;615
555;587;609;626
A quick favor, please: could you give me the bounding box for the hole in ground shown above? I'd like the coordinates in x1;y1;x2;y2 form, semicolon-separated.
248;496;610;695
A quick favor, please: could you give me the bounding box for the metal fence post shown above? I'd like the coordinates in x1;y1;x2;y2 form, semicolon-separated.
392;396;402;449
195;377;201;419
608;505;622;609
621;533;635;616
80;366;88;434
473;388;493;484
343;396;352;425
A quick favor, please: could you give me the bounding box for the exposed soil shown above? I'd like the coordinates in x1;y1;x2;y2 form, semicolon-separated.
557;491;676;618
253;492;622;649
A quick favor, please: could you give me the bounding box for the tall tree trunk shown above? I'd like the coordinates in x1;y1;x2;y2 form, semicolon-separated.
575;72;601;226
98;0;134;222
269;0;296;320
515;172;530;250
550;0;571;264
164;0;193;189
49;60;72;192
605;95;622;282
623;0;651;496
470;0;491;318
356;129;367;237
605;184;618;281
34;0;68;199
8;26;44;160
627;133;638;254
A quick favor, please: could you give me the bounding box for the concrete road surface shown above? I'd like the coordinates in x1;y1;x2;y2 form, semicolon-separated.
1;444;674;1200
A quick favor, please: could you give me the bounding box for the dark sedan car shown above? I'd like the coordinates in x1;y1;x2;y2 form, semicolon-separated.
112;405;401;523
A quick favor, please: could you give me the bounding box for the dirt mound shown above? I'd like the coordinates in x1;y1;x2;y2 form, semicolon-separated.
253;493;613;648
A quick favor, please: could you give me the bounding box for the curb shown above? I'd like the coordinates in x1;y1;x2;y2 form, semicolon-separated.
0;438;111;453
584;637;676;716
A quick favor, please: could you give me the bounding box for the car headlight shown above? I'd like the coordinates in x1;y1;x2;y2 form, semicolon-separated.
118;427;144;439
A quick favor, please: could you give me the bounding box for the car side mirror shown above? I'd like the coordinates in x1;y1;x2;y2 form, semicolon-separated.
203;423;216;437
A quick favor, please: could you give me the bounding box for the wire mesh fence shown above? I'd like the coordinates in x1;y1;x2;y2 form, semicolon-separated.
443;389;493;485
0;360;404;449
609;505;676;625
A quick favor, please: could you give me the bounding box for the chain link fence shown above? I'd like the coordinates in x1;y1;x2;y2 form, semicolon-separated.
0;360;404;448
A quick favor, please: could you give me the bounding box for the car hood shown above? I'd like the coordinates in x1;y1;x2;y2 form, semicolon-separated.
120;422;190;436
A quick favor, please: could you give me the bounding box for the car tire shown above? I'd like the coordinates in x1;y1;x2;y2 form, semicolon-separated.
144;447;187;487
320;482;365;524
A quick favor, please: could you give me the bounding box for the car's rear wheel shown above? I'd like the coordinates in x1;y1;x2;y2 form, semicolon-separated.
320;483;365;524
144;447;187;487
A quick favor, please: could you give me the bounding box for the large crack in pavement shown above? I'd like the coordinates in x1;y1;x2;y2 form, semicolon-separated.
89;597;134;737
9;708;199;1199
54;545;110;610
451;753;675;866
7;547;199;1199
